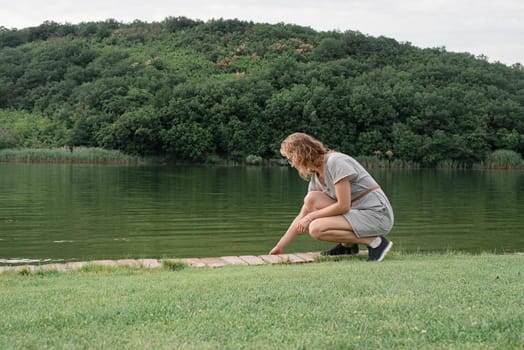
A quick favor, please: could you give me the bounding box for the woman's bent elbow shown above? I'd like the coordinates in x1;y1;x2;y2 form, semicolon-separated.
336;204;350;214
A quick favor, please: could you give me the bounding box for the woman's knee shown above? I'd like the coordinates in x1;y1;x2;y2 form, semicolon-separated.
303;192;316;211
308;216;353;241
303;191;334;212
308;221;323;240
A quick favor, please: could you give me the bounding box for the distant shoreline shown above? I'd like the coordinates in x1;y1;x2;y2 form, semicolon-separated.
0;147;144;165
1;147;523;169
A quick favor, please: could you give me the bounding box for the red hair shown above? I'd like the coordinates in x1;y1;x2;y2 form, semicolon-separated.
280;133;329;180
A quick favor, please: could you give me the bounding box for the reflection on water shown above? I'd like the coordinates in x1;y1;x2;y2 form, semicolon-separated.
380;168;524;253
0;163;523;263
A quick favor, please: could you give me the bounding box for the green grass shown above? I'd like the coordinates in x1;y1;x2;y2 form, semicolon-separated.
0;253;523;349
356;156;421;169
0;147;144;164
474;149;524;169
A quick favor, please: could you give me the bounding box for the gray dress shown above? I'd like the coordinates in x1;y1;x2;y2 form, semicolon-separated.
308;152;394;237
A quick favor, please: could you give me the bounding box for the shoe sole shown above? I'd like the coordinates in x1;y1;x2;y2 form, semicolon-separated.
321;245;359;256
320;252;358;256
377;241;393;262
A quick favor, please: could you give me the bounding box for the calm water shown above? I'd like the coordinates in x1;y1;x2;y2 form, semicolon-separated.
1;163;523;264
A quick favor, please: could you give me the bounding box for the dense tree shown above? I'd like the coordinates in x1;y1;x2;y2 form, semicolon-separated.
0;18;523;166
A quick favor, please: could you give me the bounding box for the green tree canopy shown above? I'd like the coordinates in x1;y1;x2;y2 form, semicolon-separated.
0;18;523;166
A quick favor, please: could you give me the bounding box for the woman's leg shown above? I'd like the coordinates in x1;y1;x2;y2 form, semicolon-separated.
305;191;393;260
310;216;393;261
303;190;336;212
303;191;375;245
309;216;375;246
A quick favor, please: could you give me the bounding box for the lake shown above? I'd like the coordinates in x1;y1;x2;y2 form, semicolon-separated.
1;163;523;264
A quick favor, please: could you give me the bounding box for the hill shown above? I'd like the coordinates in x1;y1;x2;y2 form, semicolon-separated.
1;17;523;166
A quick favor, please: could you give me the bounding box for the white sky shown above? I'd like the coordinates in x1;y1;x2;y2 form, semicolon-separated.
0;0;523;66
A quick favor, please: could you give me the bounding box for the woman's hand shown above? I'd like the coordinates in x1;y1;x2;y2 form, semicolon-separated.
296;215;313;233
269;246;283;255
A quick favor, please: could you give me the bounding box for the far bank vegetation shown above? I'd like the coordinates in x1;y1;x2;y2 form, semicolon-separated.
1;18;523;168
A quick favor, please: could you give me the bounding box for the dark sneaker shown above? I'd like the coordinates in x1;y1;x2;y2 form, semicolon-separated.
321;243;360;256
367;237;393;262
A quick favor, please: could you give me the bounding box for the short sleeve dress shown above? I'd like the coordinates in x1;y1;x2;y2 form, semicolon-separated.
308;152;394;237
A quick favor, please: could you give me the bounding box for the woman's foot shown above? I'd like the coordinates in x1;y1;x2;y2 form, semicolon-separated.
367;237;393;262
321;243;360;256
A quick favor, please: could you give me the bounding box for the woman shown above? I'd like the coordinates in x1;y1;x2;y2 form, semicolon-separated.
269;132;394;261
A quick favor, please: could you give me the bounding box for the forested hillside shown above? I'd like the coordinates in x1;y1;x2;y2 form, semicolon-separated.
1;17;523;166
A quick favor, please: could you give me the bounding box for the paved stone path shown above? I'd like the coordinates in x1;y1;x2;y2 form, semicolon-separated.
182;252;322;268
0;251;356;273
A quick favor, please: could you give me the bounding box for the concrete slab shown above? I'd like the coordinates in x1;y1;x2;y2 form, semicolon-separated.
65;261;87;270
181;258;206;268
200;257;228;268
138;259;162;268
116;259;141;267
279;254;307;263
294;252;320;262
14;265;36;272
41;263;66;271
92;260;118;267
238;255;266;265
259;254;286;264
220;256;248;265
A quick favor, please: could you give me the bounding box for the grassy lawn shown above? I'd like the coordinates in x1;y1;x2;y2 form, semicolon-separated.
1;253;522;349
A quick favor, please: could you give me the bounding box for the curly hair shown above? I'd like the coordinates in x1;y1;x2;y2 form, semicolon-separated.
280;132;330;180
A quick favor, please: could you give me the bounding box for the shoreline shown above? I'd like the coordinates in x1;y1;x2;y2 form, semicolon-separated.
0;251;326;273
2;251;523;274
2;147;523;169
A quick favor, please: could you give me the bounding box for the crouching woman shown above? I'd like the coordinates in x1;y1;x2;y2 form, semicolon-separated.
269;132;394;261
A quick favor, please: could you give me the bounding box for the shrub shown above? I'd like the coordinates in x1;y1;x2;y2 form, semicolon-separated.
245;154;263;165
483;149;523;169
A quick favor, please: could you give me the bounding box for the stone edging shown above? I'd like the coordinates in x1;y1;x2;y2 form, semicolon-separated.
181;252;321;268
0;252;332;273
